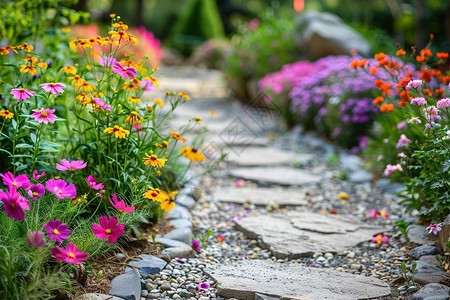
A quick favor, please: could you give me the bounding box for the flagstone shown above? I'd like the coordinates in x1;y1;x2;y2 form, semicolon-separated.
234;211;387;258
205;260;391;300
229;167;321;186
225;146;313;166
211;186;307;206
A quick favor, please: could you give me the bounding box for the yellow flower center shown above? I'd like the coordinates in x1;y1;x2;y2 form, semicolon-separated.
10;202;15;208
69;168;75;172
58;189;63;194
33;192;38;196
19;88;25;92
150;155;157;161
69;252;75;258
50;83;55;87
12;182;17;186
151;192;157;198
105;229;112;234
40;111;48;117
118;209;124;213
53;229;60;234
122;67;128;71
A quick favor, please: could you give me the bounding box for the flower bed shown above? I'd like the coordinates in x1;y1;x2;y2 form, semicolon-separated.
0;15;213;299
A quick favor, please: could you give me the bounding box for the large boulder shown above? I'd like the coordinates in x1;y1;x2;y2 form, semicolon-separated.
296;11;371;58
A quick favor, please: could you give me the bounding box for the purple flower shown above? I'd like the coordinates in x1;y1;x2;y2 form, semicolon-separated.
396;134;411;149
43;220;71;242
46;179;77;199
39;83;66;94
397;121;407;130
99;56;117;67
408;117;422;124
28;183;45;200
92;216;124;244
1;172;30;190
198;282;210;290
26;230;46;248
426;223;442;235
140;77;156;92
93;98;112;111
192;239;201;252
111;61;138;79
0;188;30;221
51;243;88;264
33;170;46;180
55;159;87;172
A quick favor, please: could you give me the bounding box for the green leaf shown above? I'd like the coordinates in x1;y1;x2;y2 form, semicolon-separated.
15;143;33;149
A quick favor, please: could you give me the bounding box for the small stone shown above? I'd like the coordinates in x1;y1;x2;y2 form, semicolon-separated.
163;228;193;245
141;290;148;297
115;253;126;262
335;267;345;272
346;252;355;259
324;253;333;259
145;283;157;291
406;286;417;293
160;282;172;292
350;264;365;271
172;294;181;299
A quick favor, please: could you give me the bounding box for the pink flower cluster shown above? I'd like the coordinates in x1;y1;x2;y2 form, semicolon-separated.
384;163;403;176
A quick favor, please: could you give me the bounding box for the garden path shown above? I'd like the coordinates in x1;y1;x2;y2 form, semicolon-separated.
130;66;442;299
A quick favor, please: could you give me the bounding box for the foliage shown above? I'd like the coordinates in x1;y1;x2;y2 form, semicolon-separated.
394;220;414;242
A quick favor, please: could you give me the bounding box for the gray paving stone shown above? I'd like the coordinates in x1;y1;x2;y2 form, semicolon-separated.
109;269;141;300
163;227;192;245
169;218;192;229
205;260;391;300
76;293;124;300
176;194;196;209
229;167;321;186
161;246;196;259
155;237;190;248
211;186;307;206
124;255;167;278
225;146;313;167
166;205;190;220
235;211;387;258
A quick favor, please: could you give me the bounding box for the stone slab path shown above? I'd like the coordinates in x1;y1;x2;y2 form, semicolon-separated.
228;167;321;186
206;260;391;300
224;146;313;166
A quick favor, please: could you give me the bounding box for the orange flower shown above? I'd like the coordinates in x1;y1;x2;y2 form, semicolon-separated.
398;99;408;107
435;88;444;95
180;147;205;162
178;92;190;101
436;52;449;60
396;77;411;88
170;131;187;143
374;79;384;88
350;60;359;69
76;81;96;92
378;59;390;67
369;66;378;74
380;103;394;112
103;125;130;139
420;70;432;83
143;187;167;203
420;49;432;57
424;89;433;96
372;97;384;105
396;49;406;56
399;90;410;101
143;153;166;168
19;64;37;75
60;66;77;75
17;43;34;51
416;56;425;63
374;53;386;60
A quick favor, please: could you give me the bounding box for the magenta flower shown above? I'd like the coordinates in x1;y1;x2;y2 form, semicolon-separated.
0;188;30;221
384;164;403;176
55;159;87;172
111;61;138;79
85;175;104;190
43;220;71;242
51;243;88;264
396;134;411;149
93;98;112;111
26;230;46;248
109;194;135;213
99;56;117;67
31;108;57;124
410;97;427;107
140;78;155;92
39;83;66;94
10;88;35;101
426;223;443;235
369;209;389;219
372;234;389;245
32;170;46;180
235;179;245;187
1;172;30;190
92;216;124;243
46;179;77;199
437;98;450;109
396;121;407;130
232;216;243;221
192;239;201;252
198;282;210;290
28;183;45;200
406;79;423;89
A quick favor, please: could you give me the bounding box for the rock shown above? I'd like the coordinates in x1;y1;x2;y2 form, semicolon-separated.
419;255;441;268
176;194;196;209
76;293;124;300
163;228;192;245
413;261;449;285
160;282;172;292
409;246;440;259
409;225;436;246
254;293;280;300
161;246;196;259
166;205;190;220
145;282;157;291
211;186;307;206
339;154;365;173
234;211;386;258
348;170;373;183
155;237;190;248
125;255;167;278
437;214;450;250
225;146;313;167
295;11;371;59
205;260;390;299
410;283;450;300
169;218;192;229
229;167;321;186
109;269;141;300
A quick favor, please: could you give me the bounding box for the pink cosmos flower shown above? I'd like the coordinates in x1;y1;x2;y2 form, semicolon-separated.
369;209;390;219
132;123;143;130
384;164;403;176
91;216;124;243
31;108;57;124
192;239;201;252
372;234;389;245
406;79;423;89
396;134;411;149
426;223;442;235
198;282;210;290
51;242;88;264
140;78;155;92
109;194;135;213
85;175;104;190
56;159;87;172
410;97;427;107
44;220;71;242
26;230;46;248
111;61;138;79
235;179;245;187
99;56;117;67
0;188;30;221
10;88;35;101
33;170;46;180
39;83;66;94
397;121;407;130
28;183;45;200
1;172;30;190
437;98;450;109
93;98;112;111
46;179;77;199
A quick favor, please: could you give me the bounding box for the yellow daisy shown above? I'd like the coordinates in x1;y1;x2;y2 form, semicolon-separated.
143;153;166;168
143;187;167;203
103;125;130;139
180;147;205;162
